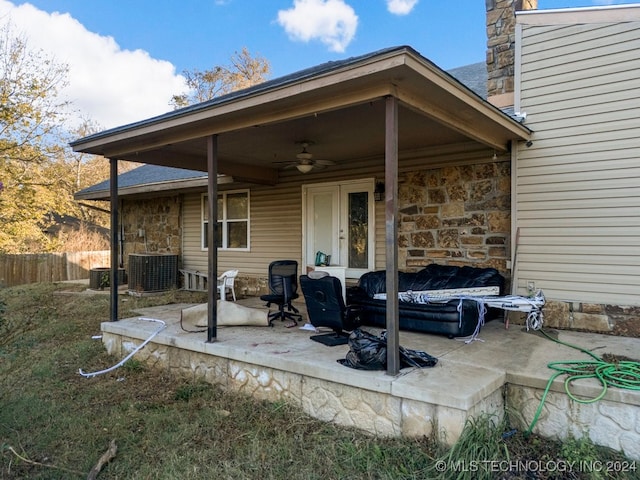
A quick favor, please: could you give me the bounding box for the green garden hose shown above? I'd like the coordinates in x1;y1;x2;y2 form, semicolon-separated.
525;329;640;435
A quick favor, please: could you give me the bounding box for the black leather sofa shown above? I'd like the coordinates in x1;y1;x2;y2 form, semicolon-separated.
346;264;506;338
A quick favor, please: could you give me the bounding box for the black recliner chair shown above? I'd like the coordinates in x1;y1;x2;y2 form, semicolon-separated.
299;273;361;346
260;260;302;326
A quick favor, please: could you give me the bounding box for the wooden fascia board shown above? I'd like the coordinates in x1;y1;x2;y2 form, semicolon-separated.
215;162;278;185
76;174;239;201
400;56;531;148
71;54;409;156
72;46;530;157
92;84;395;159
393;89;490;150
127;150;278;185
74;176;227;201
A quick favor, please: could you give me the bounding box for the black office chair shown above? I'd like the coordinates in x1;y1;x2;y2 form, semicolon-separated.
260;260;302;327
299;273;361;346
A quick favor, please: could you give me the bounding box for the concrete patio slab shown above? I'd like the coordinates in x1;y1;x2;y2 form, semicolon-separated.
95;297;640;458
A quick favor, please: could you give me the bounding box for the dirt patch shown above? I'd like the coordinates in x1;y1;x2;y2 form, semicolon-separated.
612;318;640;338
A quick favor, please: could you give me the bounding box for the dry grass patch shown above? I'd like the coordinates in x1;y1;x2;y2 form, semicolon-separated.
0;283;635;479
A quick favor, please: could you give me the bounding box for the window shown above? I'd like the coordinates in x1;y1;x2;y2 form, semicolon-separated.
202;190;249;250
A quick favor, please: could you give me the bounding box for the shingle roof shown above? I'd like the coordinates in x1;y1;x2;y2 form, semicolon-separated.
74;164;206;199
75;57;501;199
72;46;418;146
447;62;487;98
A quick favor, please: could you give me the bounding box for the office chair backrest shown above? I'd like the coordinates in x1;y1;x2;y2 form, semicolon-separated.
268;260;299;299
300;274;347;332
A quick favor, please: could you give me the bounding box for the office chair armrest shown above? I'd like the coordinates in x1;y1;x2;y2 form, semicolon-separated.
345;305;363;330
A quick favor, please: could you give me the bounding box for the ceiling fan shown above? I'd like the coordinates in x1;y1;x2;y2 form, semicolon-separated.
275;141;335;173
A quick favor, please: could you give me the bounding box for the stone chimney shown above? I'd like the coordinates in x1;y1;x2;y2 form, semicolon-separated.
486;0;537;107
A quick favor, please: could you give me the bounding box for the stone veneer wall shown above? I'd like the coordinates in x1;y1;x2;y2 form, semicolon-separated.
121;196;182;270
102;331;505;446
101;331;639;460
486;0;538;99
397;161;511;277
511;300;640;337
396;161;640;336
508;385;640;460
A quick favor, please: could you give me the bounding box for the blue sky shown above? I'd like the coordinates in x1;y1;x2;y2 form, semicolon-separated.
1;0;637;128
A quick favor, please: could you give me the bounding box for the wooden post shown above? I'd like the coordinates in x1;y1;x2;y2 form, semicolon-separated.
109;157;119;322
207;135;219;343
385;96;400;376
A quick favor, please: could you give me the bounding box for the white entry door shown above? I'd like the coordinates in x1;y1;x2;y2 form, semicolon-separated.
303;179;374;279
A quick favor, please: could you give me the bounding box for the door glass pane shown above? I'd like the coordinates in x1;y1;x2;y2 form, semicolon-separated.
348;192;368;269
313;193;333;256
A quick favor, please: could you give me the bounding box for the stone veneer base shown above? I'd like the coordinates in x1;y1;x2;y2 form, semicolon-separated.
100;324;640;460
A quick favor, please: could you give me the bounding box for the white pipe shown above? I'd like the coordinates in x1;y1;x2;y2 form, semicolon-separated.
79;317;166;378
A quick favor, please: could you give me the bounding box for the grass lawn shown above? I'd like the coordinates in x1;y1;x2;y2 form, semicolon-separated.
0;282;636;479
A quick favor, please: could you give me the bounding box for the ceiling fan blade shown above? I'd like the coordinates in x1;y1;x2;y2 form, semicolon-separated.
272;160;296;166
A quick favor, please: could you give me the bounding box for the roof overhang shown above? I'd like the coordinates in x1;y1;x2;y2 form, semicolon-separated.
71;46;531;184
74;173;235;201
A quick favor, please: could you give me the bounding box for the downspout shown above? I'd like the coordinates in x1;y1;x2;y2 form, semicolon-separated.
512;20;524;296
510;141;519;296
109;157;119;322
385;95;400;376
207;135;219;342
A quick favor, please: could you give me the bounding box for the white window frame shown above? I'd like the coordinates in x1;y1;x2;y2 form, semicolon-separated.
201;189;250;251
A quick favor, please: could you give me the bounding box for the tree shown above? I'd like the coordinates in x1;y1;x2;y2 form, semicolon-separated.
0;25;271;253
170;47;271;108
61;118;138;232
0;21;72;253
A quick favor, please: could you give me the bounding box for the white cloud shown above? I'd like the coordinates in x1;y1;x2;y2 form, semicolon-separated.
277;0;358;53
386;0;418;15
0;0;188;130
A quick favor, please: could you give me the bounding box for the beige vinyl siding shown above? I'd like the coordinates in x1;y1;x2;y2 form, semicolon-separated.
181;165;384;280
516;20;640;305
181;194;203;271
182;143;502;282
181;186;302;278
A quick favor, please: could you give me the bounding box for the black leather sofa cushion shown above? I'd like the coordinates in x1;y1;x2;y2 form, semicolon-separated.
347;264;505;338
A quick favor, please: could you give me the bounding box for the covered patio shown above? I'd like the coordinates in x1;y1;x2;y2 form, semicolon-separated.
70;45;640;456
70;46;532;375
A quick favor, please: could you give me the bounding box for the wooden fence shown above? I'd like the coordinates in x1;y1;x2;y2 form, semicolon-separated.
0;251;110;287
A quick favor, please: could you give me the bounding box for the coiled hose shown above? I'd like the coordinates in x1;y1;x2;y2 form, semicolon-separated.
526;329;640;435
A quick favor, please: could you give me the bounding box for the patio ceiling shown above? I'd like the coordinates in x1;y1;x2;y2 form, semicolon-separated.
71;46;531;185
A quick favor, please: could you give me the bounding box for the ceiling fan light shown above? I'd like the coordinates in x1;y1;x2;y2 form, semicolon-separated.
296;163;314;173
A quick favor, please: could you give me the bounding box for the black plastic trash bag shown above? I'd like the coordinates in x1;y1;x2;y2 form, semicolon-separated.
338;328;387;370
338;328;438;370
